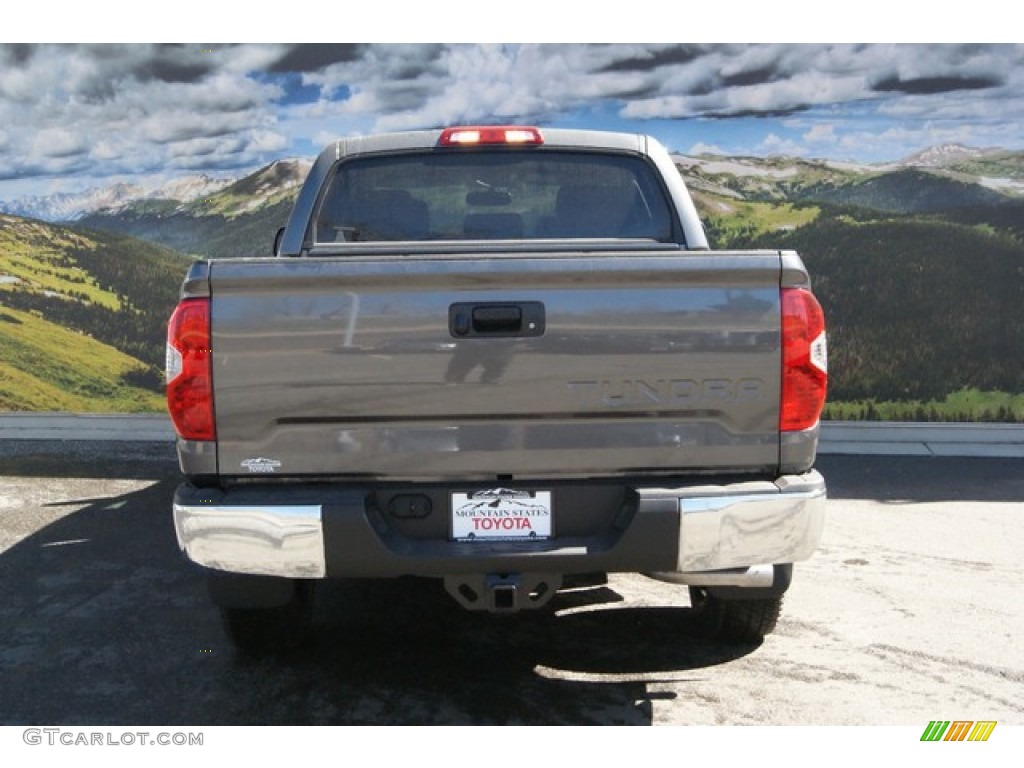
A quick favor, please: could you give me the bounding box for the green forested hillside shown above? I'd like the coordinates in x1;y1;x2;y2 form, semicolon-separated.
77;160;306;259
77;199;293;260
765;215;1023;401
698;197;1024;420
0;214;190;411
798;169;1008;214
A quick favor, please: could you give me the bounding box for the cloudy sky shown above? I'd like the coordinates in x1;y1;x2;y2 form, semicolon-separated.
1;42;1022;199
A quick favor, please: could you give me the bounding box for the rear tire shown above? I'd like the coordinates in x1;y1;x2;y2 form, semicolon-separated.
220;580;314;654
689;586;783;643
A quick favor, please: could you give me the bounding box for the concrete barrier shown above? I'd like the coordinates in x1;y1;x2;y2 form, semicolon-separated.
818;421;1024;458
1;414;1023;458
0;413;174;442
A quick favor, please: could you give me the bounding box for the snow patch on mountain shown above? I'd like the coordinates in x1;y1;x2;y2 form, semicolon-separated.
1;183;145;222
673;154;798;179
0;159;312;222
979;176;1024;193
899;144;996;168
150;174;233;203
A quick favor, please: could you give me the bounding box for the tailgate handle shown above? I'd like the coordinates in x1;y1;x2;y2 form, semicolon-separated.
473;305;521;333
449;302;545;338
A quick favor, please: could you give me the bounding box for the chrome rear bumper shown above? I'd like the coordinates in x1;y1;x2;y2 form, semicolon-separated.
173;470;826;583
641;470;827;573
173;502;326;578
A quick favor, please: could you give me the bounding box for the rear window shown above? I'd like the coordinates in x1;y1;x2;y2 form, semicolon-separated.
313;150;674;243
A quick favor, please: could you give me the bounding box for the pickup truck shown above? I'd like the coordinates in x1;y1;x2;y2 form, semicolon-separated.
167;125;827;652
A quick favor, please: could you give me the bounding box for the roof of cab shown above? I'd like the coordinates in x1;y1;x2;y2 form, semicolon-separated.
317;127;650;162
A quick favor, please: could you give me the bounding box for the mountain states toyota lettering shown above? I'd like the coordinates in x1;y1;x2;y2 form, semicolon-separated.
452;490;552;539
240;457;282;474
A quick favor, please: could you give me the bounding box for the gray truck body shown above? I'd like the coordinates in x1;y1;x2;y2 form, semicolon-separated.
169;127;826;631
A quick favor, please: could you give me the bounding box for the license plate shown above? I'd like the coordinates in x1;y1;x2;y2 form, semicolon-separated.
451;489;552;541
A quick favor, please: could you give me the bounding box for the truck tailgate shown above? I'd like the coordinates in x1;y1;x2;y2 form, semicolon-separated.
209;251;783;480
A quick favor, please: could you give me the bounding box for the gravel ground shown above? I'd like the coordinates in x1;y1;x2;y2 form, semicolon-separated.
0;443;1021;728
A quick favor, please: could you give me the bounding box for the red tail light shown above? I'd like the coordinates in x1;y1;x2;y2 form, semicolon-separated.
780;288;828;432
438;126;544;146
166;298;215;441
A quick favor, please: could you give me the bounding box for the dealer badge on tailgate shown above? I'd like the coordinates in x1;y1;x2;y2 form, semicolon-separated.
451;489;552;541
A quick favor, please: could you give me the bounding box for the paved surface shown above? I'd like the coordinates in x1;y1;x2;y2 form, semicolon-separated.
0;441;1022;725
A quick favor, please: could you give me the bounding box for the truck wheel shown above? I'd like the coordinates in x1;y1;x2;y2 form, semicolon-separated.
220;581;314;654
688;586;783;644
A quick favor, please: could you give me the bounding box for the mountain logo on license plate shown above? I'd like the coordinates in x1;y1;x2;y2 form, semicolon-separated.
451;489;552;541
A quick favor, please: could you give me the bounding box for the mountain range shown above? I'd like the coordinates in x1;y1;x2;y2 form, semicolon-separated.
1;144;1022;417
673;143;1024;210
2;174;235;223
3;143;1019;263
3;144;1023;228
68;159;311;259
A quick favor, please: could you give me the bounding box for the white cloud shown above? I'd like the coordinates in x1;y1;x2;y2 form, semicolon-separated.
31;128;87;159
248;131;288;153
757;133;806;156
2;43;1024;196
0;44;294;188
804;124;836;143
90;140;121;161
